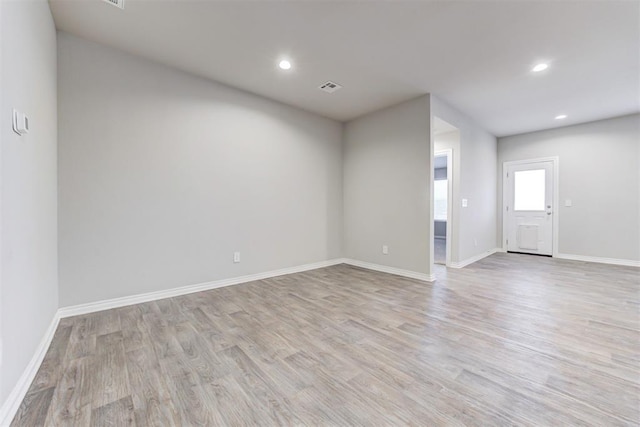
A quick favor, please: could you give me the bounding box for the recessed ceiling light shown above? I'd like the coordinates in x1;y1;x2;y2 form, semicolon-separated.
278;60;292;70
532;63;549;72
555;114;567;120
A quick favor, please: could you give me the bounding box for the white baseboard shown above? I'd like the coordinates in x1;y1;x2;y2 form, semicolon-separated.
449;248;500;269
58;258;345;318
58;257;436;319
342;258;435;282
0;312;61;426
556;253;640;268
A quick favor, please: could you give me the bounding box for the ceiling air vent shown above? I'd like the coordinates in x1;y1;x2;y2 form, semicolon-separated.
318;81;342;93
102;0;124;9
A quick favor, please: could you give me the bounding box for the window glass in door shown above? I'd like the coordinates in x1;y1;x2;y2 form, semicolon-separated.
514;169;545;211
434;180;448;220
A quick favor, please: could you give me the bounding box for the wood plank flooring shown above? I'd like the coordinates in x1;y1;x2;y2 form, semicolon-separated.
11;253;640;426
434;238;446;265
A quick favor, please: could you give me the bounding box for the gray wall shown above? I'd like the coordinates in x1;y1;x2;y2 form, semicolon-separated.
432;97;498;263
498;114;640;261
343;95;432;275
0;0;58;406
58;33;344;307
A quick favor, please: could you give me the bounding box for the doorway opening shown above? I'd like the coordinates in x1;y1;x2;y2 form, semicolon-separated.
434;151;450;265
502;157;559;257
432;116;457;268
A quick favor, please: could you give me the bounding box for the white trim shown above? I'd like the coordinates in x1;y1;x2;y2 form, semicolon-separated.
58;258;344;318
0;312;61;426
57;257;439;319
342;258;435;282
449;248;500;269
502;156;559;257
434;236;446;240
556;253;640;268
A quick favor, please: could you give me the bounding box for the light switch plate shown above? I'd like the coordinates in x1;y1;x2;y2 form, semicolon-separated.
565;199;572;207
462;198;468;208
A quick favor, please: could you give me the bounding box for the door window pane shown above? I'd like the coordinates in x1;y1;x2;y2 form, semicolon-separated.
434;180;447;220
514;169;545;211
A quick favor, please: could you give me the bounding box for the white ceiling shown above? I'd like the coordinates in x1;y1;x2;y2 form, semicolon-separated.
49;0;640;137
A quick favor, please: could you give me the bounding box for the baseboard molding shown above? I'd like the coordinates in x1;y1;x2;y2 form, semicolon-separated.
556;253;640;268
58;258;344;318
342;258;435;282
449;248;500;269
0;312;61;426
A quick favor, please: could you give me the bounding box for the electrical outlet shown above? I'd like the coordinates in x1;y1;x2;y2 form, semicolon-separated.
382;245;389;255
233;252;240;263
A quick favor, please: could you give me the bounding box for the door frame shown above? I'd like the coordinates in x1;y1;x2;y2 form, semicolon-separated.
502;156;559;257
435;149;453;266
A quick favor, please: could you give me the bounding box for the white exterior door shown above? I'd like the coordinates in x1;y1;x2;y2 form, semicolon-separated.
505;160;554;256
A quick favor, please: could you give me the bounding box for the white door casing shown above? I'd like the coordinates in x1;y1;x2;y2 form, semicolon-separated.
504;159;557;256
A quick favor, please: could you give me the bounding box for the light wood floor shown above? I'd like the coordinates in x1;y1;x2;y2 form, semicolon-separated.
11;253;640;426
434;238;446;265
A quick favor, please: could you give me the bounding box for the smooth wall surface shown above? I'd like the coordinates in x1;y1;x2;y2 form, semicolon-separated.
343;95;432;276
432;97;498;263
498;114;640;261
58;33;343;307
0;0;58;405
